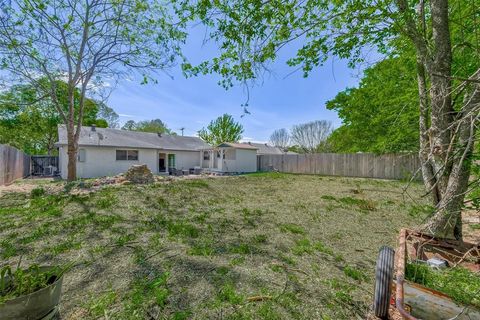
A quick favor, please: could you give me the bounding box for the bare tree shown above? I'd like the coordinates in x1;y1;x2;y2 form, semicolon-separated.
290;120;332;153
269;128;290;150
0;0;184;181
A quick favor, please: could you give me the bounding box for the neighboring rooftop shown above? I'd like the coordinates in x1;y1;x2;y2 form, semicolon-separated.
56;125;210;151
242;142;295;155
217;142;258;150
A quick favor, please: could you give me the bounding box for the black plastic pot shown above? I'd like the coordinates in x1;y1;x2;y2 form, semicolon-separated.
0;266;64;320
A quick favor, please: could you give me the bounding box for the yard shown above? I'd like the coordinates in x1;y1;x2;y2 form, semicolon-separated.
0;173;434;319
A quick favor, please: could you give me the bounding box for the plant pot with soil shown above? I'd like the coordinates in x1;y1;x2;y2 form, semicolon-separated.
0;265;69;320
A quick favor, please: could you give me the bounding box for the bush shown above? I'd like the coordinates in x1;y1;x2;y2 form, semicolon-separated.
30;187;45;198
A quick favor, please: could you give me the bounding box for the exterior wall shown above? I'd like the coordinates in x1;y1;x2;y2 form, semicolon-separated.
58;146;68;179
218;148;256;173
164;150;201;170
59;146;158;179
58;146;203;179
234;149;257;172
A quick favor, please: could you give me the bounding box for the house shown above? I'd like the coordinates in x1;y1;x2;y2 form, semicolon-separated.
55;126;258;179
200;143;258;173
242;142;296;155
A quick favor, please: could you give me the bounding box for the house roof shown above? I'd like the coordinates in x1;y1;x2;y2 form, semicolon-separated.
217;142;258;150
56;125;210;151
241;142;297;155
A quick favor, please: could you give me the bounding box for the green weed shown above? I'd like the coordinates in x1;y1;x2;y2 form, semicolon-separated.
469;224;480;230
188;240;215;256
86;289;117;317
292;238;314;255
338;197;376;211
321;195;337;201
0;240;17;259
408;204;435;218
280;223;306;235
30;187;45;198
50;237;81;255
343;266;367;282
217;283;244;304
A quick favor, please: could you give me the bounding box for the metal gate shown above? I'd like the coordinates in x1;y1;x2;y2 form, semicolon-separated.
31;156;59;176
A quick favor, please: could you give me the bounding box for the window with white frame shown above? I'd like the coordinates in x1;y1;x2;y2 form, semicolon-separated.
116;150;139;161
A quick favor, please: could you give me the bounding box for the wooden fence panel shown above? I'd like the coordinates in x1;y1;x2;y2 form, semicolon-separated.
0;144;30;186
257;152;420;180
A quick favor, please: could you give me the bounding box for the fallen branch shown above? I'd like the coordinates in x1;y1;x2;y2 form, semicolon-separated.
247;295;272;302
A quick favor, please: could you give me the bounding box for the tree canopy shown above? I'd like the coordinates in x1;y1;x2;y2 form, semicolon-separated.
198;114;244;146
290;120;332;153
326;51;419;153
0;82;116;154
0;0;185;180
269;129;290;149
121;119;174;134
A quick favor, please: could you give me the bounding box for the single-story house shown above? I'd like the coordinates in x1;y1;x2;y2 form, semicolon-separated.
200;142;258;173
55;125;258;179
242;142;297;155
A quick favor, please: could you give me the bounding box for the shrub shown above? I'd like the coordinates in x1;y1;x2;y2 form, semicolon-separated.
30;187;45;198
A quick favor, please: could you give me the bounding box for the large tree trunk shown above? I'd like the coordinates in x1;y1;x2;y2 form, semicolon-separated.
423;76;480;239
413;0;476;239
66;128;77;181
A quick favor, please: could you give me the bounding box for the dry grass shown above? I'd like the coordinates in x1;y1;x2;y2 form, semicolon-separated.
0;173;428;319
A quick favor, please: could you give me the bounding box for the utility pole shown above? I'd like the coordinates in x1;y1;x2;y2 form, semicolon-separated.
179;127;185;136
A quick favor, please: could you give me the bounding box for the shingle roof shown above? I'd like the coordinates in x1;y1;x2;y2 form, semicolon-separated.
241;142;297;155
56;125;210;151
217;142;258;150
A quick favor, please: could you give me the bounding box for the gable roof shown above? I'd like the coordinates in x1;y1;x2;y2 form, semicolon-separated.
241;142;297;155
243;142;283;155
56;125;210;151
217;142;258;150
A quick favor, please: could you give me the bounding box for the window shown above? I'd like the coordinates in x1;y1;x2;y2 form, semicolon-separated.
127;150;138;160
116;150;138;161
168;154;176;168
78;149;86;162
203;151;210;160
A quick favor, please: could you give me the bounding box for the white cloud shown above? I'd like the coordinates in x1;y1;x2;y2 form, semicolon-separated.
118;113;136;118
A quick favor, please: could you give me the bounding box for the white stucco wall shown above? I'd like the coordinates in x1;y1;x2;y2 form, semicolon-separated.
58;146;203;179
59;146;158;179
163;150;201;170
234;149;257;172
219;148;257;173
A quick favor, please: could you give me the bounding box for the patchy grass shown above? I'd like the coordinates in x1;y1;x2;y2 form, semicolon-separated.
0;173;427;319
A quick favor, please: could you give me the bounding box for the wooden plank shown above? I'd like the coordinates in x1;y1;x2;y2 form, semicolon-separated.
256;152;421;180
0;144;30;186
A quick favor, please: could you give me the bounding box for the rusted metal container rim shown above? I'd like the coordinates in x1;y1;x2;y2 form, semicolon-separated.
396;228;417;320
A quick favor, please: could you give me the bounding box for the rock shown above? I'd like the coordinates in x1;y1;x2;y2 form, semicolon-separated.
124;164;154;184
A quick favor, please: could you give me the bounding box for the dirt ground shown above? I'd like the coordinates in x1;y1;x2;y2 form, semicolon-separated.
0;173;478;319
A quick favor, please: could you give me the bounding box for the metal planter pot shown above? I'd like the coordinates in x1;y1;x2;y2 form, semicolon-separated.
0;266;64;320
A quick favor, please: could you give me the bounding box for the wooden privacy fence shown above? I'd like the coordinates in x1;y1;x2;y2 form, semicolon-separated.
0;144;31;186
257;153;421;180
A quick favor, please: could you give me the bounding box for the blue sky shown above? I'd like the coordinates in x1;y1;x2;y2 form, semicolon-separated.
107;27;364;142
